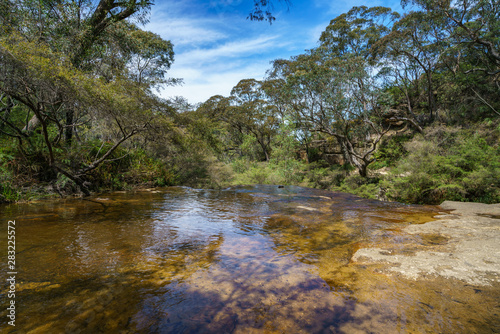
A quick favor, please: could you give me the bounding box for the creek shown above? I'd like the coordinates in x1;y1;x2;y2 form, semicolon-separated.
0;185;499;333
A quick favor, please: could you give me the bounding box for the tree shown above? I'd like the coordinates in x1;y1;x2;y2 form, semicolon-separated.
126;27;176;87
319;6;399;60
374;10;448;121
397;0;500;119
248;0;292;23
2;0;161;144
199;80;279;162
0;0;177;195
402;0;499;71
434;0;500;117
266;7;408;176
229;79;279;161
70;0;153;67
271;51;394;177
0;35;162;194
197;95;241;159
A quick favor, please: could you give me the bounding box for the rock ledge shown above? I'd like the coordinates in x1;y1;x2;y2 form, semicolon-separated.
352;201;500;286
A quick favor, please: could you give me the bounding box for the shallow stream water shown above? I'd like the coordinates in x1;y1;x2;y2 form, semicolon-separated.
1;185;499;333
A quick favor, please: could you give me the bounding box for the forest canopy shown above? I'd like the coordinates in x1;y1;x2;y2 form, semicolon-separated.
1;0;499;204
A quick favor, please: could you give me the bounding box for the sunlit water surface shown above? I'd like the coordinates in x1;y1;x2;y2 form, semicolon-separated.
1;185;499;333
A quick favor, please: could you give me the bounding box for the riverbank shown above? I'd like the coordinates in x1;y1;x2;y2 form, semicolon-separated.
352;201;500;286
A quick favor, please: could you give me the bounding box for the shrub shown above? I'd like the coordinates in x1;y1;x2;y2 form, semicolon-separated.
372;134;412;168
231;162;271;185
231;158;251;174
382;127;500;204
334;174;381;200
0;182;21;203
230;159;307;186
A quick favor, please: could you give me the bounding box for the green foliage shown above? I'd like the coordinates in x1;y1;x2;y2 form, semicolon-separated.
0;183;21;203
270;159;305;185
0;148;21;202
372;134;412;168
124;149;176;188
230;160;307;186
196;3;498;204
169;154;210;188
240;135;263;161
231;158;252;174
271;119;298;162
334;174;381;200
230;158;351;191
0;0;181;197
301;163;346;189
125;26;175;87
320;6;399;60
383;128;500;204
230;162;270;185
204;157;234;189
0;137;60;202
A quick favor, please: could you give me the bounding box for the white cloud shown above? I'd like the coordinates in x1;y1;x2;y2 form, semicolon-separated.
162;60;271;104
146;18;227;46
314;0;403;15
144;0;344;105
174;35;281;66
157;33;287;103
308;22;330;45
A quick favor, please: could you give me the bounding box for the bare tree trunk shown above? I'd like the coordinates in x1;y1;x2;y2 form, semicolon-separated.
0;94;13;130
337;136;355;166
425;68;435;120
65;109;74;145
22;115;41;134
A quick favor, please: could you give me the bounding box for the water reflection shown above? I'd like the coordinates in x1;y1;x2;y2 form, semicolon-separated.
0;186;499;333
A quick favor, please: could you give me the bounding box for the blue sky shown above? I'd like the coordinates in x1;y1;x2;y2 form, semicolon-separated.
145;0;403;105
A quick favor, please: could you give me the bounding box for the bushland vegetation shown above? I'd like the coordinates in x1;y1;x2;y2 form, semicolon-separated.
1;0;499;204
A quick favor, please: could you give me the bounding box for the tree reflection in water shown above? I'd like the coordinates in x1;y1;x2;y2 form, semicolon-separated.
0;186;498;333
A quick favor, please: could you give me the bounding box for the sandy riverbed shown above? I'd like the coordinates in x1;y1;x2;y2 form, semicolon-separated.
352;201;500;286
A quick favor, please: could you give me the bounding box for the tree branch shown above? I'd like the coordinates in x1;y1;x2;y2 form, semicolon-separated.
77;130;136;175
471;88;500;117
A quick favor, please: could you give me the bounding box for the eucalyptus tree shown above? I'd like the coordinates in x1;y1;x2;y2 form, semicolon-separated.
318;6;399;60
197;79;281;162
268;7;404;176
401;0;499;73
382;0;500;119
373;9;449;121
0;33;173;193
0;0;174;142
266;55;328;162
0;0;176;194
229;79;280;161
273;52;394;177
421;0;499;117
196;95;238;159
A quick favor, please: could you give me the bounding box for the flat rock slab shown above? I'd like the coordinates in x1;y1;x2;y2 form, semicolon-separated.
352;201;500;286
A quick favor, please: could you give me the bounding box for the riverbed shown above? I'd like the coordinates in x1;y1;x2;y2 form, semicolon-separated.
1;185;499;333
